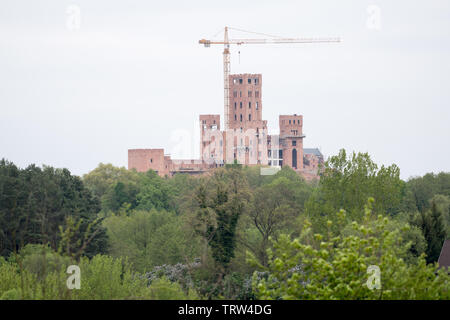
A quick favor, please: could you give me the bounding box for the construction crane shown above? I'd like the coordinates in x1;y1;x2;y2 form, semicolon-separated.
199;26;340;130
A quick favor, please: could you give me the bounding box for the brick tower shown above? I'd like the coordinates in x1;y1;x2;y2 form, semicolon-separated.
279;114;305;170
227;74;268;165
199;114;222;163
228;74;263;128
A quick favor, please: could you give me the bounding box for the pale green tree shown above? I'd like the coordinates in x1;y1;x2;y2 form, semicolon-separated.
252;199;450;300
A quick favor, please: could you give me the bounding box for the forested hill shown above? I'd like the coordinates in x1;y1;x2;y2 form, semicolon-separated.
0;149;449;300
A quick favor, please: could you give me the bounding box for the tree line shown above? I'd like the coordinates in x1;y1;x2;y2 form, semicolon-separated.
0;149;449;299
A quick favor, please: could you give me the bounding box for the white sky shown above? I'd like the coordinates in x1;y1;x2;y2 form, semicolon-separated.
0;0;449;179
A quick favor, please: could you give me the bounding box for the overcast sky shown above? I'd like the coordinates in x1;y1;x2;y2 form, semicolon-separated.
0;0;449;179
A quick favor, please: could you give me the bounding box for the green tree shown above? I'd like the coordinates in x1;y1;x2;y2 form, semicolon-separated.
72;255;150;299
406;172;450;213
1;248;200;300
252;199;450;300
413;201;447;263
305;149;403;233
82;163;140;200
135;170;175;212
147;277;199;300
243;176;311;267
0;160;107;258
103;209;199;272
0;159;28;257
102;181;139;212
193;166;250;292
167;173;201;215
430;194;450;237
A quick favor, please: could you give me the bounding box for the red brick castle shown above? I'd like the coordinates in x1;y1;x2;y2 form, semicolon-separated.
128;73;323;180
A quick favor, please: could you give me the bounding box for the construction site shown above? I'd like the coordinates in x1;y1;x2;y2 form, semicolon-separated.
128;27;340;180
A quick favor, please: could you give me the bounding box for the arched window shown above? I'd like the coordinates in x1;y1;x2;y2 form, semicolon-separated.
292;149;297;168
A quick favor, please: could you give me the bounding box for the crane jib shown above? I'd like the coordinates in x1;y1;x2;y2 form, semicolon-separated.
198;27;340;130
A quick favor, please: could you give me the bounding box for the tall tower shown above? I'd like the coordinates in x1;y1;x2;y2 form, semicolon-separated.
228;74;263;129
279;115;305;170
226;74;267;165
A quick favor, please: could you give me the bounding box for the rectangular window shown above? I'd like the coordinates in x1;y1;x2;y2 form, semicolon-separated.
249;102;251;108
248;78;251;84
239;91;242;97
239;78;243;84
256;102;259;110
240;102;242;108
254;78;259;84
248;91;252;97
233;91;237;97
234;102;237;109
255;91;259;97
292;140;297;146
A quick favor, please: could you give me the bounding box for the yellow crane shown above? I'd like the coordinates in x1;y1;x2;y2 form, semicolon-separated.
199;26;340;130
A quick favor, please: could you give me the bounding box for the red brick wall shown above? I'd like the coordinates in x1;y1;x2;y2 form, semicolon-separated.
279;115;303;137
128;149;170;176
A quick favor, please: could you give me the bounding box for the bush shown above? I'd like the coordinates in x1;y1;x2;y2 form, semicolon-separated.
103;209;200;272
147;277;199;300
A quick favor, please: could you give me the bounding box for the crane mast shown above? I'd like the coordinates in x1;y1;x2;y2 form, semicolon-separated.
223;27;231;131
199;26;340;130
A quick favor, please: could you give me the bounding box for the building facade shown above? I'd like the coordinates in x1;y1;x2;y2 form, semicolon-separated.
128;73;324;180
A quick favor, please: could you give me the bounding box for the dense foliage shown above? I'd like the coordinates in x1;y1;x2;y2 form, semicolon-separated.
252;199;449;299
0;150;449;300
0;160;107;259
